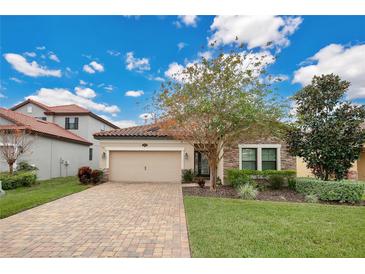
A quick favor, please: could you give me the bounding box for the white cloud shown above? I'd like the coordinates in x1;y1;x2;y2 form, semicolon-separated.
27;88;120;115
3;53;61;77
36;46;46;50
90;61;104;72
83;61;104;74
151;76;165;82
79;80;87;85
0;93;5;98
293;44;365;99
83;64;95;74
139;113;153;120
65;67;78;78
177;42;187;51
125;90;144;97
125;52;150;72
74;87;96;98
198;51;213;60
164;62;186;82
104;85;114;92
23;52;36;58
99;115;137;129
208;16;302;50
49;53;60;63
107;50;121;56
10;77;23;83
176;15;198;27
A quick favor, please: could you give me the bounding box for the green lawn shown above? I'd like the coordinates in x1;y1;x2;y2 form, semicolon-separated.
184;196;365;258
0;176;90;219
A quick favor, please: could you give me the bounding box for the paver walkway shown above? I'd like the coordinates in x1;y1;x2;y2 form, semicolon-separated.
0;182;190;258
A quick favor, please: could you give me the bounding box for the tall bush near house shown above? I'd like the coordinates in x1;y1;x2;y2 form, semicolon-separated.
0;171;37;190
181;169;195;183
286;74;365;181
155;41;286;190
16;161;38;172
91;169;104;184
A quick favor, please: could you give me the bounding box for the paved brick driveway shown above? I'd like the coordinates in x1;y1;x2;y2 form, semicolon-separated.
0;182;190;258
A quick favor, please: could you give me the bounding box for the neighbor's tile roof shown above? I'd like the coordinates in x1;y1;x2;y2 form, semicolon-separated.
94;123;172;138
0;108;92;145
10;99;118;129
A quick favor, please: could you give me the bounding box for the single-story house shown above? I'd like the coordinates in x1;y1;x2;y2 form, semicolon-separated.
0;107;92;179
94;123;296;184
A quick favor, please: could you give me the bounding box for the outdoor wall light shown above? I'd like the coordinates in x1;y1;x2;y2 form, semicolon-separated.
184;152;189;160
102;152;106;159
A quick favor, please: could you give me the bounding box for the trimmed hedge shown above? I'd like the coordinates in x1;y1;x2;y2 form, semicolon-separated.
295;178;365;203
0;171;37;190
227;169;296;188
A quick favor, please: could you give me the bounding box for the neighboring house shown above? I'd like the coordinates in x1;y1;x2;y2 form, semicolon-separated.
296;155;365;180
94;123;296;184
0;108;92;179
11;99;118;169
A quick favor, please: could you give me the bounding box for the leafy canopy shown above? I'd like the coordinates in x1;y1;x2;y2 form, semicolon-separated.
286;74;365;180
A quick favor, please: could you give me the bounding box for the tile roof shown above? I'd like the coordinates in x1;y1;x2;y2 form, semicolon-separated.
94;123;172;138
0;108;92;146
11;99;118;129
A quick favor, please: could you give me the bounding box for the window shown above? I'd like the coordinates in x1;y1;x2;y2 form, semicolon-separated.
36;117;47;121
194;151;210;176
262;148;277;170
239;144;281;171
65;117;79;130
27;105;32;113
101;124;106;131
89;148;93;161
241;148;257;170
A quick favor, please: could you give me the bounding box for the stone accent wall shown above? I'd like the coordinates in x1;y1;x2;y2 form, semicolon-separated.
223;136;296;178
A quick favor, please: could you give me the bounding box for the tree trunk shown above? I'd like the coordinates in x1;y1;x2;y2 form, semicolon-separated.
209;160;217;191
9;163;14;175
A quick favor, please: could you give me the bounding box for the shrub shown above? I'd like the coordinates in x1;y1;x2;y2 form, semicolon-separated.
227;169;295;188
227;171;253;188
268;175;285;189
0;171;37;190
305;194;318;203
91;169;104;184
295;178;365;203
288;177;296;190
78;166;92;184
196;177;205;188
182;169;195;183
16;161;38;172
238;184;258;200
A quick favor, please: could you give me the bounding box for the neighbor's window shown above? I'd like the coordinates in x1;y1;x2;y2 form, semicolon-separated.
27;105;32;113
241;148;257;170
261;148;277;170
89;148;93;161
65;117;79;130
36;117;47;121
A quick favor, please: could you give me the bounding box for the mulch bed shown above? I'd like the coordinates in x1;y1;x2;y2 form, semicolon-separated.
183;185;364;206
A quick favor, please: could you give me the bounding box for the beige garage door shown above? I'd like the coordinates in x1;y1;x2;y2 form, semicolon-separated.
109;151;181;183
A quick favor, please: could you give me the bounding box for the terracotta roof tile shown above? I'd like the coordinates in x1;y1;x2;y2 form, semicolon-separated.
0;108;92;145
94;123;172;138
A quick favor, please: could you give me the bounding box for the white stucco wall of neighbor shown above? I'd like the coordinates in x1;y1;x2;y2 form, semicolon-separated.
0;135;90;180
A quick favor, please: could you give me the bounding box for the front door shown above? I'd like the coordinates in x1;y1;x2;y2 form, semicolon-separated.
194;151;210;177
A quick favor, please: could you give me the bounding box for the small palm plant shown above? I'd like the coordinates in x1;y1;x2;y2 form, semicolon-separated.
238;183;258;200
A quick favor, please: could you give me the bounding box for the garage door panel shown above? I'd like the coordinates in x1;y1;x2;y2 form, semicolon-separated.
109;151;181;183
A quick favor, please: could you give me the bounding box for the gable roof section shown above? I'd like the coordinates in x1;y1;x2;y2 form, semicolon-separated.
94;123;172;139
11;99;119;129
0;108;92;146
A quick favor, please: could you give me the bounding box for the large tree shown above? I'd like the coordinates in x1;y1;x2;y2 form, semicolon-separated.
286;74;365;181
0;128;33;174
155;45;285;190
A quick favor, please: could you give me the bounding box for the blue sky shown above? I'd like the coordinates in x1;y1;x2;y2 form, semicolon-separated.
0;16;364;127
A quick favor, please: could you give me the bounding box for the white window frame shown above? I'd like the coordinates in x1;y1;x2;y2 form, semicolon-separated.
239;144;281;171
27;105;32;113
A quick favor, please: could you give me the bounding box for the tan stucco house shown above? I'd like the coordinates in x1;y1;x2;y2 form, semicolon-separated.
94;123;296;184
